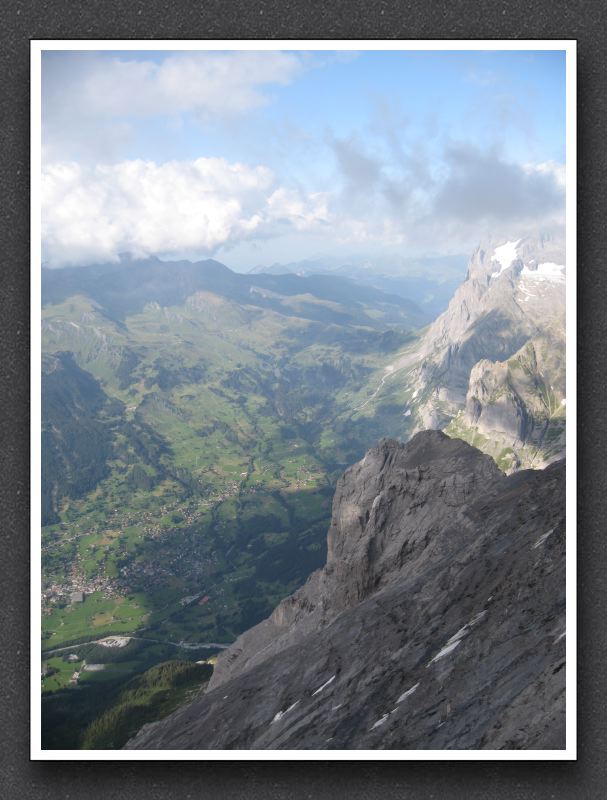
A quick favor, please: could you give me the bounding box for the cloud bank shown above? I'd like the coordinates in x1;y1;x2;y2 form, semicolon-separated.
42;157;328;266
42;145;564;266
41;50;566;266
41;50;566;267
433;145;565;223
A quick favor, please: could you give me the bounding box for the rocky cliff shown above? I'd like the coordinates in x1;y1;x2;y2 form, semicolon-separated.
446;334;566;471
126;431;566;751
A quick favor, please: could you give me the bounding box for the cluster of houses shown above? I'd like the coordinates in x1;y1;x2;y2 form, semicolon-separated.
41;570;122;615
132;480;266;543
42;470;282;627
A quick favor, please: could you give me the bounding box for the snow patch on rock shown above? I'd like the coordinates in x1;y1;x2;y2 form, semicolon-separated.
272;699;300;723
491;240;520;277
427;639;462;665
370;713;389;731
312;675;335;696
397;682;420;704
533;528;555;549
521;262;565;283
427;610;487;666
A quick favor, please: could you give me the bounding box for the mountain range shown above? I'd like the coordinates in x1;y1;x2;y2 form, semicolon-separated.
348;233;567;472
247;253;467;318
43;256;428;328
40;233;567;749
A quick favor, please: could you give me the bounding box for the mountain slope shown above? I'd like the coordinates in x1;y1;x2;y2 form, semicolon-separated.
126;431;566;751
42;257;429;329
42;352;123;525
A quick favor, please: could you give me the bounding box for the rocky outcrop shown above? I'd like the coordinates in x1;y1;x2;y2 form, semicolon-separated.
126;431;566;751
446;335;566;471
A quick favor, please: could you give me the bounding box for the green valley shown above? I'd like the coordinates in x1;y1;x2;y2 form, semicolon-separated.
41;258;427;747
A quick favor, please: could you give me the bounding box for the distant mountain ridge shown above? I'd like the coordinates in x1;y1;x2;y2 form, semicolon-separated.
247;253;467;318
43;257;429;330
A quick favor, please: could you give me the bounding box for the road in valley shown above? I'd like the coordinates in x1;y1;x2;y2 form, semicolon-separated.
352;348;420;412
42;635;230;657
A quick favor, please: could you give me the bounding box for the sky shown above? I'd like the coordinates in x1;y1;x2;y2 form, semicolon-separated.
41;48;567;271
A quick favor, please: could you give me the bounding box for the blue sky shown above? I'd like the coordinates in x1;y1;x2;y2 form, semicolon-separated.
41;48;566;269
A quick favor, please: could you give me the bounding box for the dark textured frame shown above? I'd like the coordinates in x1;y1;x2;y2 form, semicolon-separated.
2;1;605;797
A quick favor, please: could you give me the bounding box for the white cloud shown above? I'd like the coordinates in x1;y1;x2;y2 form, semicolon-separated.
42;145;564;267
266;187;329;231
42;157;329;266
42;51;304;162
80;51;303;118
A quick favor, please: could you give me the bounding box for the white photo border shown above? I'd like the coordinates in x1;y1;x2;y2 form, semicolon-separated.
30;38;577;761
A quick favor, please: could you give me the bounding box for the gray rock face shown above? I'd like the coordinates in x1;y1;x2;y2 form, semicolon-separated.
126;431;566;751
448;335;566;471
